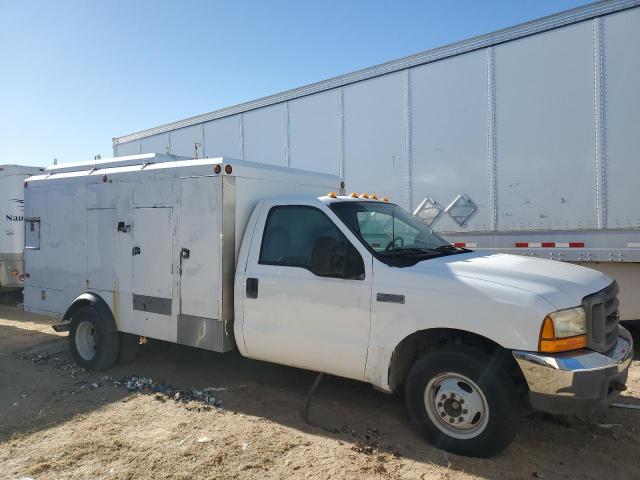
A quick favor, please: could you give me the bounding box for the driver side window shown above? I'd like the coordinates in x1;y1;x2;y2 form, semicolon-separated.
259;205;365;280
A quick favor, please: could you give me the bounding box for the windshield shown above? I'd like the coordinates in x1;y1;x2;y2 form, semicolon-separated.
329;201;469;265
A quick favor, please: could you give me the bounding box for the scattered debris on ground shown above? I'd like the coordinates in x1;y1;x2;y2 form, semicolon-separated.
16;350;226;409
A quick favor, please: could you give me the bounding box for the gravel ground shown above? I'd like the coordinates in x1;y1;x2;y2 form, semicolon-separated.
1;302;639;479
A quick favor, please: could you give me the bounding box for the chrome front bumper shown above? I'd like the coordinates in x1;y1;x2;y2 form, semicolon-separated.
512;327;634;415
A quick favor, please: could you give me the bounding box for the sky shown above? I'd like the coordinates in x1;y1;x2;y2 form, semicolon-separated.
0;0;592;167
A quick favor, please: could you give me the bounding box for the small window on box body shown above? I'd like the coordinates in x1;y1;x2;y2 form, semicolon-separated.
25;218;41;250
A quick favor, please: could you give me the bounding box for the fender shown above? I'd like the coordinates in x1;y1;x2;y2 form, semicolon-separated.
52;292;117;333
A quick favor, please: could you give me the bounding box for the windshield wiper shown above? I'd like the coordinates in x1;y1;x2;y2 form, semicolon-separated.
434;245;472;253
379;247;440;256
379;245;471;257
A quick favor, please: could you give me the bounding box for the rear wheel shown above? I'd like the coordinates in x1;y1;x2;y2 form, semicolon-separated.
69;305;119;371
405;345;520;457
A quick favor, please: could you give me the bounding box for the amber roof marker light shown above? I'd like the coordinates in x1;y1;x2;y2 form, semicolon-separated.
213;164;222;174
224;165;233;174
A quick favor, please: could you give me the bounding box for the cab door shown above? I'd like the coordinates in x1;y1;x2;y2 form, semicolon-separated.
240;203;372;381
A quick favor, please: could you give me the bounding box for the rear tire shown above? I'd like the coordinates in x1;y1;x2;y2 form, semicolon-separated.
69;305;120;371
405;345;520;458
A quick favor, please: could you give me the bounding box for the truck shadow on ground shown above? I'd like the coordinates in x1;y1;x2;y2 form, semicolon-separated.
2;310;640;477
633;324;640;360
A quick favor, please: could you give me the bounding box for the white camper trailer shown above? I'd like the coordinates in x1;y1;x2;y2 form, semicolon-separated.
24;154;632;457
0;164;43;290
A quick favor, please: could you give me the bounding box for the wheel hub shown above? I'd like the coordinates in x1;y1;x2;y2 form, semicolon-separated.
442;397;463;417
75;320;98;361
425;373;489;439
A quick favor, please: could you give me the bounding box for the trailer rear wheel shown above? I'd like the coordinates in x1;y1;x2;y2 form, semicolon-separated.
405;345;520;458
69;305;119;371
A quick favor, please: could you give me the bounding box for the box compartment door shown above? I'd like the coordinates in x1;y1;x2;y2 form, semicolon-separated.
177;176;221;318
87;209;116;292
176;176;231;352
132;207;173;315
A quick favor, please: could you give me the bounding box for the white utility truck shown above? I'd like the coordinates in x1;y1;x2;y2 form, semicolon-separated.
24;154;632;457
0;164;43;292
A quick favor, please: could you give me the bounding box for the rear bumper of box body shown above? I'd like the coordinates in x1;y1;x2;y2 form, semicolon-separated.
512;327;634;415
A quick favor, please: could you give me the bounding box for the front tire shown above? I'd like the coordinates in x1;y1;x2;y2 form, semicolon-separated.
69;305;120;371
405;345;520;457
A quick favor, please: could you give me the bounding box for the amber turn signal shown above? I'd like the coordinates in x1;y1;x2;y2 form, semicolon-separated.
538;316;586;353
540;316;555;339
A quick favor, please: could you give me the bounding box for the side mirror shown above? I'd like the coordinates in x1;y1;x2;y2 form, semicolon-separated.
310;236;364;279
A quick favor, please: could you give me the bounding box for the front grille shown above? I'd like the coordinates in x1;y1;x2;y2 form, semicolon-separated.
582;281;620;353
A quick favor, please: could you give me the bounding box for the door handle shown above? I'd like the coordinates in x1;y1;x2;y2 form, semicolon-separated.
246;277;259;299
132;246;141;256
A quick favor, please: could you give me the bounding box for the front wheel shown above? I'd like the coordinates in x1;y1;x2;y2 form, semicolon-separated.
405;345;520;457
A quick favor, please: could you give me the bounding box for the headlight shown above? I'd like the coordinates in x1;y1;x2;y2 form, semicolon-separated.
548;307;586;337
539;307;587;353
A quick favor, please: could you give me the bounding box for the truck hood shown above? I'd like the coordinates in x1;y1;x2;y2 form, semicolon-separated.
411;252;612;310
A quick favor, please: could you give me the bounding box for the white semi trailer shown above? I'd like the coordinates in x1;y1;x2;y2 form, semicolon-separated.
112;0;640;322
0;164;43;291
24;154;632;457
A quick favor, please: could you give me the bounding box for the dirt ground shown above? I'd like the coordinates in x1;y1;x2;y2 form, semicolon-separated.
1;302;639;480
